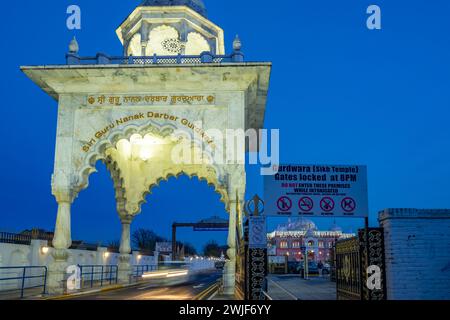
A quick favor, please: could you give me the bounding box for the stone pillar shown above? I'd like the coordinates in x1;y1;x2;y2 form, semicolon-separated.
47;192;73;295
118;216;133;284
223;199;237;295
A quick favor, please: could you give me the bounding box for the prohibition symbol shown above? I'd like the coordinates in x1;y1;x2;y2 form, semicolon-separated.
277;196;292;212
341;197;356;213
320;197;335;212
298;197;314;212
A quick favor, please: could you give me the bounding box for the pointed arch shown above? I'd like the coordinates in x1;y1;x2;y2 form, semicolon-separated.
74;120;229;217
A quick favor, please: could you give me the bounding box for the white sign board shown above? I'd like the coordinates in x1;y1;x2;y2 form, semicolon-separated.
264;164;368;217
249;216;267;249
155;242;172;253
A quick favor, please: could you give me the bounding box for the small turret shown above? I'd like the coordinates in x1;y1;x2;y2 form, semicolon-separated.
68;37;79;54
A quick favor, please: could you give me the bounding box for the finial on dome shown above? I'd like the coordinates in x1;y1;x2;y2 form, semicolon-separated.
69;36;79;54
233;35;242;52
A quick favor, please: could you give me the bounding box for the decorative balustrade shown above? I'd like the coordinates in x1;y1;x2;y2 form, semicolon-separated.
66;51;244;66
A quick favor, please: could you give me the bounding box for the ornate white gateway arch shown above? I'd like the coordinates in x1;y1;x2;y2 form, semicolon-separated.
21;0;271;295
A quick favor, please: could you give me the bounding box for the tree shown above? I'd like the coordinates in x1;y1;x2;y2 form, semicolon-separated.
181;242;197;256
107;240;120;252
203;240;227;258
132;229;166;251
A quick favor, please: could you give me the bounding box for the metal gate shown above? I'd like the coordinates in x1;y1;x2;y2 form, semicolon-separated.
335;228;386;300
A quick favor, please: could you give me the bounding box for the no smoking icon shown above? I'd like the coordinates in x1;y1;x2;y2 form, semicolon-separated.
341;197;356;212
298;197;314;212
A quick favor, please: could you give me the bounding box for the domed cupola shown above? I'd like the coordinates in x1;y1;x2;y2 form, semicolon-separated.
116;0;224;57
140;0;207;18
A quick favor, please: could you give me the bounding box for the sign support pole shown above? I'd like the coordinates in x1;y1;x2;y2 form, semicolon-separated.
363;216;370;300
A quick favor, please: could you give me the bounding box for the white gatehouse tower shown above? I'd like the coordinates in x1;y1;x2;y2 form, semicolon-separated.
22;0;271;296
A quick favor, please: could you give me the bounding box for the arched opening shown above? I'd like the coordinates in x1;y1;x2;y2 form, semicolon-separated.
127;33;142;56
71;161;120;247
185;32;210;55
135;173;229;257
67;123;232;285
49;120;242;295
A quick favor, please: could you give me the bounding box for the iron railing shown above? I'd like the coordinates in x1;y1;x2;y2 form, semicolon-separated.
335;235;363;300
78;265;118;288
66;52;244;66
0;266;47;299
0;232;32;245
133;265;158;278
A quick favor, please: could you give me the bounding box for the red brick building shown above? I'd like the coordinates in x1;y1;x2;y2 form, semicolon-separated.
267;219;355;263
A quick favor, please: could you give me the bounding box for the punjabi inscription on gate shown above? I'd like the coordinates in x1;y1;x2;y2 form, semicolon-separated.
87;94;216;107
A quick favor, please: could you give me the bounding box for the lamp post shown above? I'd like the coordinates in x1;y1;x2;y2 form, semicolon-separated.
304;245;309;280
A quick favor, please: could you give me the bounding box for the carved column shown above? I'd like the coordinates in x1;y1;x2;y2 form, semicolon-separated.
47;190;74;294
223;198;237;295
118;215;133;284
223;167;246;296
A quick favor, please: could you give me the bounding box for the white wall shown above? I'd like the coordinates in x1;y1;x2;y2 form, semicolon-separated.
0;240;157;292
185;257;217;272
0;243;32;291
379;208;450;300
0;240;218;292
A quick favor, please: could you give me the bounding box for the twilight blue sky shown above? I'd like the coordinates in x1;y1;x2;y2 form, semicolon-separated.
1;0;449;251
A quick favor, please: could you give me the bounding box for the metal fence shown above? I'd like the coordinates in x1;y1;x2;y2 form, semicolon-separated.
0;266;47;299
78;265;118;289
132;265;158;279
0;232;31;245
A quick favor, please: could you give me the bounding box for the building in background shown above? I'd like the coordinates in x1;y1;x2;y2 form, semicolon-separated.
267;219;355;262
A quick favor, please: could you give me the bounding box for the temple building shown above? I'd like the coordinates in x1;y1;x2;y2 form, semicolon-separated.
267;219;355;262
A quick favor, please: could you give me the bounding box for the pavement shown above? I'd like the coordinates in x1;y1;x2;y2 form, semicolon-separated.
267;275;337;300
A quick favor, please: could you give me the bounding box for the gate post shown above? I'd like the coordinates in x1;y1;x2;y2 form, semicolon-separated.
245;195;267;300
118;216;133;284
223;199;238;295
47;190;74;295
360;228;387;300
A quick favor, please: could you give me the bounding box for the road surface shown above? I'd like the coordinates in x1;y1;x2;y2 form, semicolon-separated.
68;271;221;300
